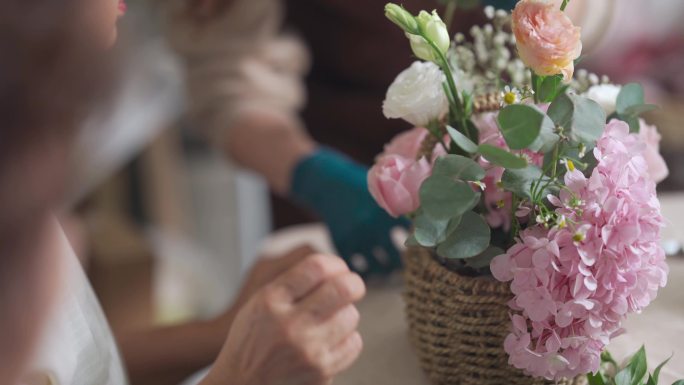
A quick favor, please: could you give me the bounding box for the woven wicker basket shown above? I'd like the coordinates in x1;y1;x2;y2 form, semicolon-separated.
403;247;579;385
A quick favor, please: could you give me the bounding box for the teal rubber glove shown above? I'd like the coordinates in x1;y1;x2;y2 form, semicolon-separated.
290;148;408;276
482;0;517;10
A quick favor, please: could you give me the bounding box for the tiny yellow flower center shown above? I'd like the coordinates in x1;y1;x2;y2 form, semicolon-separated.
557;217;567;229
566;159;575;172
496;199;506;209
573;232;585;243
503;91;517;105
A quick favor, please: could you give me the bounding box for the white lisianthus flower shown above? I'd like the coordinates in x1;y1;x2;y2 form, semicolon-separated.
584;84;621;115
383;61;449;127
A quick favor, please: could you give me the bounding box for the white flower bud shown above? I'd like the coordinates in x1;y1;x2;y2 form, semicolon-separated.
383;61;449;127
385;3;418;34
410;10;450;62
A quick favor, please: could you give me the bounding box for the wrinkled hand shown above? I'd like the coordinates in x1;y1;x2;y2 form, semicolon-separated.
203;254;366;385
234;245;317;309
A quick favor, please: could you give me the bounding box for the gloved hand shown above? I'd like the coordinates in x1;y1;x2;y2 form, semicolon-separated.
290;148;409;277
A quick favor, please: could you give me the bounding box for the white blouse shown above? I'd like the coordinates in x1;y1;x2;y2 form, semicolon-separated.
24;223;128;385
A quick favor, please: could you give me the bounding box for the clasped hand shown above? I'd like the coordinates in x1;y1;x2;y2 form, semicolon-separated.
202;247;366;385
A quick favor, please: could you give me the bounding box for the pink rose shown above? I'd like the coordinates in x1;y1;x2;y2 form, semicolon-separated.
368;154;432;217
512;0;582;80
383;127;430;159
638;119;669;183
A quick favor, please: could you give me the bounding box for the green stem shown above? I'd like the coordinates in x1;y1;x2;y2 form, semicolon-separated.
560;0;570;11
424;36;473;141
551;143;560;178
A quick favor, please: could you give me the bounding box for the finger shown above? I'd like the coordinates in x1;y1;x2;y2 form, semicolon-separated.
325;332;363;376
269;254;349;303
298;272;365;320
257;244;318;282
310;304;360;346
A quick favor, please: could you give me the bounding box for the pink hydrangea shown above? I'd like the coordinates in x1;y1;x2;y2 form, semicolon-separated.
474;112;544;231
491;120;668;380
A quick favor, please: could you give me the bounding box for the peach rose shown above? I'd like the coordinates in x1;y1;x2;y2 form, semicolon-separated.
512;0;582;80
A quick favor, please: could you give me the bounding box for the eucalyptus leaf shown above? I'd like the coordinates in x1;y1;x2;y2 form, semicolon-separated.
623;104;658;117
433;154;486;181
413;210;458;247
547;91;573;128
622;115;640;133
405;234;420;247
538;74;564;103
478;144;528;169
528;113;560;153
671;381;684;385
497;104;546;150
447;125;478;153
436;211;490;259
420;175;480;220
501;166;551;200
548;93;606;148
617;83;645;116
464;246;504;270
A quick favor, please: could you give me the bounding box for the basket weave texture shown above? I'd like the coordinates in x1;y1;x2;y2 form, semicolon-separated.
403;247;572;385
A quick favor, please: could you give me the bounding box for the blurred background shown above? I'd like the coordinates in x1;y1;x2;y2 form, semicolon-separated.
63;0;684;353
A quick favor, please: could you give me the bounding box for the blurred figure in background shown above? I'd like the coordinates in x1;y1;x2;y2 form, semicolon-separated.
164;0;490;276
0;1;365;385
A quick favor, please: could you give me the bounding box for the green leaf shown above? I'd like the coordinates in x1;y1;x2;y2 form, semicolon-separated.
548;93;606;148
622;114;640;133
497;104;546;150
615;368;632;385
413;210;458;247
447;125;478;153
478;144;528;169
420;175;480;220
623;104;658;117
652;354;673;384
602;350;619;367
617;83;646;116
538;74;564;103
547;91;574;127
436;211;491;259
671;381;684;385
587;372;607;385
501;166;551;200
433;154;486;181
405;234;420;247
647;375;657;385
616;346;648;385
528;113;560;153
464;246;504;269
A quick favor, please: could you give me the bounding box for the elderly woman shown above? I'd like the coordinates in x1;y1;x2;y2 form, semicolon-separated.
0;1;365;385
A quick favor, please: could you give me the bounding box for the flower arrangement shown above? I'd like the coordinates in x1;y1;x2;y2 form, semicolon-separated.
371;0;670;381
